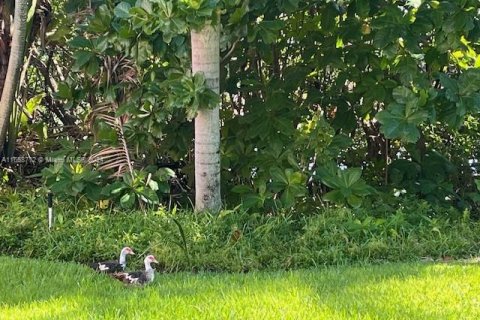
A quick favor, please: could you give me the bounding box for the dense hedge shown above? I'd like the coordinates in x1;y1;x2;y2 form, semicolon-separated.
1;190;480;272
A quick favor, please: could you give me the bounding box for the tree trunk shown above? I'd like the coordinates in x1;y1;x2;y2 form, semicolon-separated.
0;1;13;100
191;23;221;212
0;0;29;154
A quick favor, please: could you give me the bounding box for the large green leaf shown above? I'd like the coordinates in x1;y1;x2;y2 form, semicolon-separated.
134;40;153;65
228;4;248;24
135;0;153;14
102;182;127;195
346;194;362;208
281;187;297;208
69;36;93;49
139;188;160;204
114;2;132;18
72;51;95;70
21;94;45;125
376;102;428;143
277;0;300;13
459;69;480;96
392;86;417;105
356;0;370;18
87;5;112;33
84;184;104;201
120;193;136;208
340;168;362;188
439;74;459;102
269;167;306;207
241;193;265;209
321;2;340;32
258;21;284;44
270;167;288;186
323;190;344;203
56;83;73;100
318;163;374;207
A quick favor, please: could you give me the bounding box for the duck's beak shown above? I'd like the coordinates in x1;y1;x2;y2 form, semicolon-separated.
153;258;159;264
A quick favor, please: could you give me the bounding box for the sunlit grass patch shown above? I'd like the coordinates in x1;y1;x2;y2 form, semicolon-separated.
1;257;480;319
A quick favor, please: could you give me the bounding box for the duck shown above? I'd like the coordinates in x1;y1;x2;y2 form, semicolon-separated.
113;255;159;285
90;246;135;273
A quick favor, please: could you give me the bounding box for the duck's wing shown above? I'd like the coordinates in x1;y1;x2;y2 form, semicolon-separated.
90;260;123;273
136;272;151;284
112;270;144;284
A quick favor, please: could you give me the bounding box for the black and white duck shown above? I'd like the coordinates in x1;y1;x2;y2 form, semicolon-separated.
113;255;159;285
90;246;135;273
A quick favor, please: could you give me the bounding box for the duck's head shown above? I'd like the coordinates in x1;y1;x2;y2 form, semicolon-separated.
121;247;135;255
144;255;159;264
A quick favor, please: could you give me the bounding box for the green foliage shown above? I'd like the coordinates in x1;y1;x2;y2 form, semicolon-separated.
102;168;175;209
388;151;457;204
0;192;46;255
11;0;480;213
41;163;104;201
38;0;222;211
376;87;430;143
438;69;480;128
231;166;308;210
218;0;480;211
269;167;307;208
2;190;480;272
163;72;221;120
40;162;174;208
317;162;376;208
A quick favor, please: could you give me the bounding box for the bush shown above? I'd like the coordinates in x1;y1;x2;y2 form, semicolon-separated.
0;191;47;255
1;190;480;272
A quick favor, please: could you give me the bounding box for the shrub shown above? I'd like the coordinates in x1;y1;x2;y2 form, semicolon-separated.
1;190;480;272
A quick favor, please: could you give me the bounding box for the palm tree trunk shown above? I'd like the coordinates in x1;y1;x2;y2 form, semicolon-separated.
0;0;29;154
191;23;221;212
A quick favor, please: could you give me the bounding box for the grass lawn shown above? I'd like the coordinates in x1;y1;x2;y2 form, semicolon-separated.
2;256;480;319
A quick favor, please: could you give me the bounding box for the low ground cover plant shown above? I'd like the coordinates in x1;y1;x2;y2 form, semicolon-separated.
1;190;479;272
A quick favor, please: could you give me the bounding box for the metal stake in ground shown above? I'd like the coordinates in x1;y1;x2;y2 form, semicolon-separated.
48;191;53;230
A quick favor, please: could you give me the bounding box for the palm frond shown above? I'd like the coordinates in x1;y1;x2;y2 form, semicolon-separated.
96;55;139;89
88;101;134;178
88;146;132;178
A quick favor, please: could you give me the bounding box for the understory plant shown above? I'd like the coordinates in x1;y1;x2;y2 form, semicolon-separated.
1;189;480;272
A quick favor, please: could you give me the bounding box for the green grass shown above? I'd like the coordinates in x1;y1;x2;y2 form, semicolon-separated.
2;257;480;319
